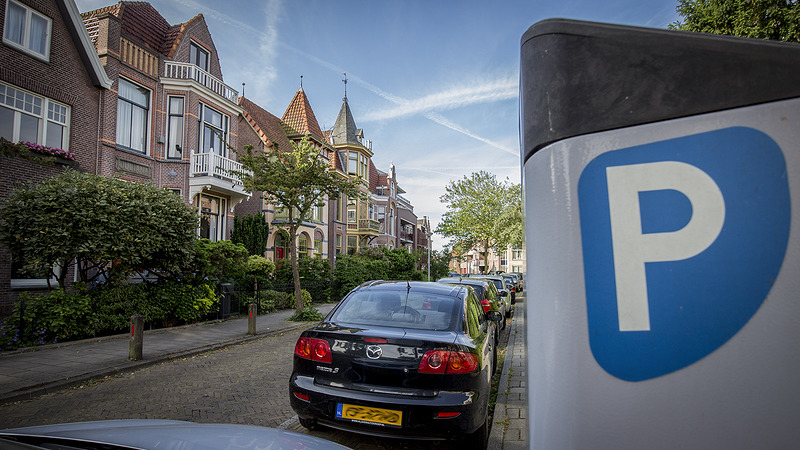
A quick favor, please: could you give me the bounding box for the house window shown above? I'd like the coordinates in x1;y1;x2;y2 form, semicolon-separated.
275;232;288;261
190;42;209;71
198;103;228;156
116;78;149;154
166;96;184;159
314;239;322;256
348;151;358;176
360;154;368;179
513;249;524;260
3;0;51;61
335;234;342;255
197;194;226;242
313;204;323;222
335;197;344;222
299;236;308;258
347;236;358;255
0;82;69;149
10;260;61;289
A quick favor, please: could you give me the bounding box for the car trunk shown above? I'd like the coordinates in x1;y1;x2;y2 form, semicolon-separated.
306;324;461;396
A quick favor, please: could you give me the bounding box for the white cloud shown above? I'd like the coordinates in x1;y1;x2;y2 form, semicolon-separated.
363;79;518;122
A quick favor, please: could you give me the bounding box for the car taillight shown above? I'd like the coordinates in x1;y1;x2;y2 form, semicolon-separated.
419;350;479;374
294;337;332;363
480;298;491;313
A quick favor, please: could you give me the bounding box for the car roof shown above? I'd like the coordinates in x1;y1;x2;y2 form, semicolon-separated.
354;280;467;297
436;277;491;287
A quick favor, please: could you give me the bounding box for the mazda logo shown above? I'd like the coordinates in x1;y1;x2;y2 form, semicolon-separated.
366;345;383;359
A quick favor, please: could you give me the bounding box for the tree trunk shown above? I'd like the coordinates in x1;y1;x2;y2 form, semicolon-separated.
288;223;303;312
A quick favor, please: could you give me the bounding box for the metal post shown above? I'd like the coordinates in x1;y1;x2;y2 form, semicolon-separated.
426;230;433;281
129;314;144;361
247;303;257;335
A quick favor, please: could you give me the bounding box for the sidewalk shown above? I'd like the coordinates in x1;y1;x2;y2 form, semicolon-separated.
489;294;528;449
0;298;529;448
0;304;337;405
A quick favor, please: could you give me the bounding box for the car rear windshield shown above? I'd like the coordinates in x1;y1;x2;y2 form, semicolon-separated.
488;279;504;289
331;291;458;331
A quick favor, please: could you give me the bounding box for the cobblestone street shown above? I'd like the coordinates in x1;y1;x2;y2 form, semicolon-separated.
0;327;306;430
0;317;515;449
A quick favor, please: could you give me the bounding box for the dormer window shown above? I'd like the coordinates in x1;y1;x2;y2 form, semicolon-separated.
190;42;209;71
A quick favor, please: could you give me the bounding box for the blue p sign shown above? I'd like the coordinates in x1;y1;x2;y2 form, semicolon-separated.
578;127;791;382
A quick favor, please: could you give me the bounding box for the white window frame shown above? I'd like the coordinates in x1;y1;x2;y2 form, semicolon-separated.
10;261;62;289
166;96;184;159
198;103;228;156
197;193;227;242
116;77;150;154
0;81;70;149
190;41;209;71
3;0;52;62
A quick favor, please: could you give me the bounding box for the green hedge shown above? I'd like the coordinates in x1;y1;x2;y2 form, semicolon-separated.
0;281;218;351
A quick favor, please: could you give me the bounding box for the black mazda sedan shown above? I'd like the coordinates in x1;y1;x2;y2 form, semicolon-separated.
289;281;502;448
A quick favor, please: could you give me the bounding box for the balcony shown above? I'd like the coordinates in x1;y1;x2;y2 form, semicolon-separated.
347;219;380;236
189;151;251;209
399;230;414;243
163;62;239;105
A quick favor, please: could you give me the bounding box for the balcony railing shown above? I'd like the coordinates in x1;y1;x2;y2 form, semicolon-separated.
164;62;239;103
191;151;247;187
347;219;380;234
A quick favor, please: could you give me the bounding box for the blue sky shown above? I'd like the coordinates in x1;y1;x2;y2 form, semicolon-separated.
76;0;682;250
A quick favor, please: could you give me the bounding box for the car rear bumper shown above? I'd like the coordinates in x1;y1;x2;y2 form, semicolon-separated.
289;374;486;440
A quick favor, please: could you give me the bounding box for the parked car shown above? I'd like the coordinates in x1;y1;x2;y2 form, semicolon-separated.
0;420;348;449
437;277;507;333
504;273;523;292
473;275;515;315
499;275;518;302
290;281;502;448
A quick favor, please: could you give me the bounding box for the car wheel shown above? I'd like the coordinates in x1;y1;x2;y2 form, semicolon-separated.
501;307;507;330
463;412;489;449
298;417;319;430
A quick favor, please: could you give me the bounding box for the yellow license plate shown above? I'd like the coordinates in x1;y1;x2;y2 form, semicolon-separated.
336;403;402;427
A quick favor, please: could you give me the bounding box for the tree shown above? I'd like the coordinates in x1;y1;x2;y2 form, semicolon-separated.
669;0;800;42
233;136;362;311
230;213;270;256
0;170;198;288
494;183;524;250
436;171;521;272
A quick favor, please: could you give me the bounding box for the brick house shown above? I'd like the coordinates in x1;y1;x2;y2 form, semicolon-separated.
81;1;249;242
237;88;336;267
0;0;112;316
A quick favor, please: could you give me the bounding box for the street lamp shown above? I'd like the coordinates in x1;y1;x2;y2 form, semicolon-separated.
426;229;433;281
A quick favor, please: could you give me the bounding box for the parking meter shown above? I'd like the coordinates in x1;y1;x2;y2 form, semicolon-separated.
520;19;800;449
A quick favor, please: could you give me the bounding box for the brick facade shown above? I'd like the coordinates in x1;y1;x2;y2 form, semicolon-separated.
0;0;105;316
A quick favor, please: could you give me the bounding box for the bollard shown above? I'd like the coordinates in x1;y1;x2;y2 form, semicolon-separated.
129;314;144;361
247;303;257;335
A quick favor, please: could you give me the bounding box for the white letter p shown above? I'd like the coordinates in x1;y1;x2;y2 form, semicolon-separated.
606;161;725;332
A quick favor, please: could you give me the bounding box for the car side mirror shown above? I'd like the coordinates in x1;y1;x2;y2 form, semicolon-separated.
486;310;503;322
499;291;508;297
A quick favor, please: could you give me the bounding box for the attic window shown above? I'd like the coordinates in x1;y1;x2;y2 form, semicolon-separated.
190;42;209;71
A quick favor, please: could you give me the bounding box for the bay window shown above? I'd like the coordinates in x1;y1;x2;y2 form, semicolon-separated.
198;103;228;156
197;194;226;242
116;78;149;154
